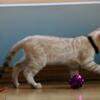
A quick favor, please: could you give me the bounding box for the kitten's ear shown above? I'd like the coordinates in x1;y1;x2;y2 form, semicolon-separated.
94;28;100;40
89;28;100;36
96;33;100;40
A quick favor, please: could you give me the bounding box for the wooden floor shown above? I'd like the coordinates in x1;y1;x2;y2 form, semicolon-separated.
0;82;100;100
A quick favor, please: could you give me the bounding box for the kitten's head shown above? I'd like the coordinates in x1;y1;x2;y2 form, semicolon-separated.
89;28;100;36
89;28;100;51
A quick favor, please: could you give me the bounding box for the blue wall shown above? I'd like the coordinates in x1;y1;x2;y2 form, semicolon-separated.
0;3;100;65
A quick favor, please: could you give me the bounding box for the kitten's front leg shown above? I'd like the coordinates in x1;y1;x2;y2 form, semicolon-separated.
69;70;79;78
82;60;100;74
68;63;80;78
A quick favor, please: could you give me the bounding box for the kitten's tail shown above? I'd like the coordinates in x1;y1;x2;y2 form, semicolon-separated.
0;40;24;77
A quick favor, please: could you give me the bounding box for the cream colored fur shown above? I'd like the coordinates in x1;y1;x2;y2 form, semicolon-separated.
3;28;100;89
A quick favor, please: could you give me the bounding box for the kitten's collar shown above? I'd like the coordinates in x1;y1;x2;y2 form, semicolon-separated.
87;36;99;54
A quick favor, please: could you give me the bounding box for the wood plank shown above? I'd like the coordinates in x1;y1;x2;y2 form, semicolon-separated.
0;65;100;83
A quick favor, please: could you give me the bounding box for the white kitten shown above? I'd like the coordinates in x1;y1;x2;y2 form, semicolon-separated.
1;28;100;89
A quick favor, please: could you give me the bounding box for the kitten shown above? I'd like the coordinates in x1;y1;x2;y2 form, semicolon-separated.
0;28;100;89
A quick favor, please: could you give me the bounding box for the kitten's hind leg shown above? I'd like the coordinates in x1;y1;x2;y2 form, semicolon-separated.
12;67;21;88
23;67;42;89
12;59;26;88
23;43;47;89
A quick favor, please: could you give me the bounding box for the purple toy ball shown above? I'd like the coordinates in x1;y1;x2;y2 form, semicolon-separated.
69;74;85;89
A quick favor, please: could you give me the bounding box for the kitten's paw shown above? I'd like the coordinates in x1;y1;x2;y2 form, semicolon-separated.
34;83;42;89
13;82;20;88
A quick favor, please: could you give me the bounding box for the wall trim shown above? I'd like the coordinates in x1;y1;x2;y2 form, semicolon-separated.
0;1;100;7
